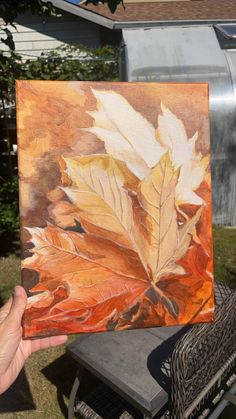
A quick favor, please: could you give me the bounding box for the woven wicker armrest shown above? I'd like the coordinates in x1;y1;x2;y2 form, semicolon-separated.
170;287;236;419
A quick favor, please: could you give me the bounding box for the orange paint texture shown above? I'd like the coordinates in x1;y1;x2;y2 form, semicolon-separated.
16;81;214;338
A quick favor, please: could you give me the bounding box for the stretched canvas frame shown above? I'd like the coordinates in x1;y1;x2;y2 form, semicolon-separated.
16;81;214;338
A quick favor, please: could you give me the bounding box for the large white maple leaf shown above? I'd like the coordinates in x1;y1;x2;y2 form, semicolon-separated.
86;90;209;206
86;89;165;179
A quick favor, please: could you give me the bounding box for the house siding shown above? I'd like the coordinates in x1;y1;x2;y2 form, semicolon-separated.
0;9;101;59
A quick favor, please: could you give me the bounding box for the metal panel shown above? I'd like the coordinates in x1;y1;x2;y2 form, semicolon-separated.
121;26;236;225
224;49;236;225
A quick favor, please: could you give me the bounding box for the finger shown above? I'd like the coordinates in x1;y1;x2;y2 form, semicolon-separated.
0;287;27;375
0;296;13;324
31;335;68;354
5;286;27;329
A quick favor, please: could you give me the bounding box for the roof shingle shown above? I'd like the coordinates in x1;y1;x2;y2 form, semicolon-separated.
81;0;236;22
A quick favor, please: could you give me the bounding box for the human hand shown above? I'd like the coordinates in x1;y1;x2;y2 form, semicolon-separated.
0;285;67;395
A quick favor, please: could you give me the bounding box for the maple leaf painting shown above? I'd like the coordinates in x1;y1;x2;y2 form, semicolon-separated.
16;81;214;338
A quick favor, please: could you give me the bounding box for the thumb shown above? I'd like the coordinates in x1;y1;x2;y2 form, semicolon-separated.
6;286;27;328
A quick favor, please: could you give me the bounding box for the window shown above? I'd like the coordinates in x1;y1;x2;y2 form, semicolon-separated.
214;24;236;49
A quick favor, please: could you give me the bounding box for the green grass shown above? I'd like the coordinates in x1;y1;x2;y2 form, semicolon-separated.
219;403;236;419
0;254;21;301
213;226;236;285
0;342;76;419
0;226;235;417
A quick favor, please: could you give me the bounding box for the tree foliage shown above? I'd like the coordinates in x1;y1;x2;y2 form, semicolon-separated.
0;175;19;234
24;44;118;81
86;0;123;13
0;1;52;50
0;0;122;27
0;1;52;25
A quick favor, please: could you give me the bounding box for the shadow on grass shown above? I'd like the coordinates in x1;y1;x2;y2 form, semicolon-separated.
0;230;20;257
42;350;100;418
0;368;35;413
41;352;78;418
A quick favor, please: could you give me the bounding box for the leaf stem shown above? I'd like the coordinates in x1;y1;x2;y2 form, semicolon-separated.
176;204;189;221
150;281;165;300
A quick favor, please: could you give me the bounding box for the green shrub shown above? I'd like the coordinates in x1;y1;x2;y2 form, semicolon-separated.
0;176;19;234
23;44;119;81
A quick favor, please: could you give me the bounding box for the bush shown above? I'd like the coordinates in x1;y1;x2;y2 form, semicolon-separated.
0;176;19;234
23;44;119;81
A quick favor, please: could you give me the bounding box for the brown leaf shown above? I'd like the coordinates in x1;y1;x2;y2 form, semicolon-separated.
23;224;149;336
47;187;81;229
23;225;148;289
23;273;149;336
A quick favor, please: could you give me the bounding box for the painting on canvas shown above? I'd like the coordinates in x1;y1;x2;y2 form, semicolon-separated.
16;81;214;338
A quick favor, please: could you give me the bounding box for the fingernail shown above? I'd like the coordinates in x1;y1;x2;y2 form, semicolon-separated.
14;286;22;297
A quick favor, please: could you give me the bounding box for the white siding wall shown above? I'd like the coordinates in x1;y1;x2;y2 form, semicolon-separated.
0;9;101;59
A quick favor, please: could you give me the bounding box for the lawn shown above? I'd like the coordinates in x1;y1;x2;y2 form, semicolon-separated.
0;226;235;418
213;226;236;286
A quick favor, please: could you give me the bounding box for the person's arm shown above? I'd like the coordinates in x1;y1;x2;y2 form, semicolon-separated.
0;285;67;395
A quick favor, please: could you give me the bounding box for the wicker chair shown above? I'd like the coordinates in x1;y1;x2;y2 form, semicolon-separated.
67;283;236;419
170;285;236;418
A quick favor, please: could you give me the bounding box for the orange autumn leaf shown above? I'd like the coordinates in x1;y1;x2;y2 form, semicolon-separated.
23;224;149;335
23;224;148;288
25;278;148;335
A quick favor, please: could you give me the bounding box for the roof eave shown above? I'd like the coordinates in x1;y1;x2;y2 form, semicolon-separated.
50;0;116;29
114;18;236;29
49;1;236;30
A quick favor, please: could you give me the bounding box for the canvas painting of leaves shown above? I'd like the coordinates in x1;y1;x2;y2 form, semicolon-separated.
16;81;214;338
